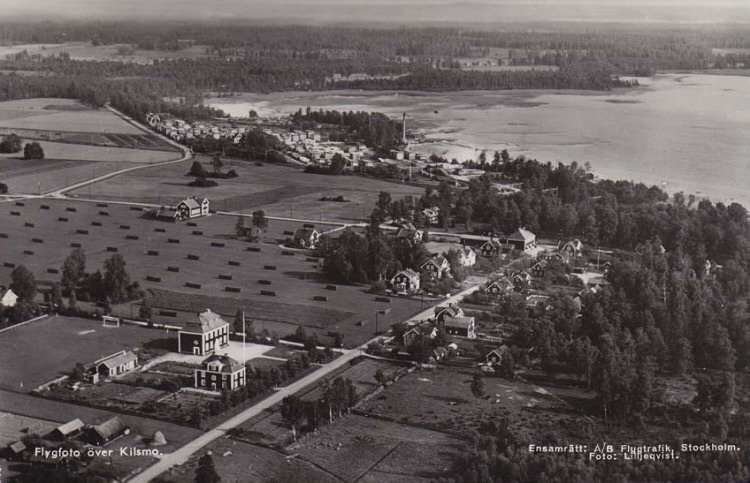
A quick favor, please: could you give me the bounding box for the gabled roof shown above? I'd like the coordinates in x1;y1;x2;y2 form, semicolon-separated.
486;346;509;359
183;309;229;334
444;316;474;329
179;197;201;210
293;227;319;241
405;323;436;339
508;228;535;242
487;278;512;290
393;268;420;281
421;257;448;270
1;289;18;306
202;354;245;373
98;351;137;370
91;417;127;441
55;418;84;436
9;441;26;454
434;305;462;318
460;247;475;257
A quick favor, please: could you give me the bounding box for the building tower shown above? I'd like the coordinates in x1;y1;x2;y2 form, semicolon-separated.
402;113;407;144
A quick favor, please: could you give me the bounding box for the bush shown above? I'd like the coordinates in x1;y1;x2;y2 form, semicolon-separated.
23;142;45;160
0;134;22;153
189;176;218;187
0;182;7;194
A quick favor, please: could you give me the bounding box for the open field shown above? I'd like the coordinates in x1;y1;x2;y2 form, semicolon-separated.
0;140;179;164
0;98;144;134
0;159;125;194
0;42;218;63
0;316;171;390
358;365;580;439
67;157;425;222
0;199;423;345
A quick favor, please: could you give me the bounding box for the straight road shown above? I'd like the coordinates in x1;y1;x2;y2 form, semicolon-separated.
128;282;482;482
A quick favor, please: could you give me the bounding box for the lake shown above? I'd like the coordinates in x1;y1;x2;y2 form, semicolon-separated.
208;73;750;206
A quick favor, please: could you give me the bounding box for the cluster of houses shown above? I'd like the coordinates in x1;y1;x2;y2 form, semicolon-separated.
146;112;247;144
4;415;136;461
270;128;371;167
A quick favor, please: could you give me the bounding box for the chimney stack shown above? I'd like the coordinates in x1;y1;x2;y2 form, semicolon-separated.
402;113;407;144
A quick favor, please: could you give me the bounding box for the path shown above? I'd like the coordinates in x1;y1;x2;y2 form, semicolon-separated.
127;281;483;482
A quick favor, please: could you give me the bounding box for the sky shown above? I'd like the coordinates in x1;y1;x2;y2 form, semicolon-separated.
3;0;749;24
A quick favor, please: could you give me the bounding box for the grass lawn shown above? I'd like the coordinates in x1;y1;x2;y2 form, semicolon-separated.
0;315;171;390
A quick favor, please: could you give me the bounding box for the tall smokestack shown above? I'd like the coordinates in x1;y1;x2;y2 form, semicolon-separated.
402;113;407;144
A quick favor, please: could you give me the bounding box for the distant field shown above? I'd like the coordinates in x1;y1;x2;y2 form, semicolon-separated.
68;157;425;223
0;412;58;446
0;199;423;346
0;98;143;134
0;42;217;63
0;140;179;164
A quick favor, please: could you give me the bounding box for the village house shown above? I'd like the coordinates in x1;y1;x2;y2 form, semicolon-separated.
486;277;514;296
86;417;129;446
485;346;510;365
403;323;438;347
506;228;537;253
6;441;27;460
420;256;451;280
511;271;532;291
443;316;476;339
50;419;85;441
0;288;18;308
434;303;464;324
395;223;424;244
530;260;548;278
175;196;209;221
433;346;449;361
558;239;583;258
178;309;230;356
293;227;322;249
479;239;502;257
390;269;421;294
458;247;477;267
421;207;440;225
195;354;247;391
94;350;138;379
540;250;568;264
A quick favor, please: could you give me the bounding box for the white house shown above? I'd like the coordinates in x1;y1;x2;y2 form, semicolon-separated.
458;247;476;267
1;289;18;308
420;256;451;280
194;354;246;391
390;269;420;294
293;227;322;249
175;197;209;221
95;351;138;379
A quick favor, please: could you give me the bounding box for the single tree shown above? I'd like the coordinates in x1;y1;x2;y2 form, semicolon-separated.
211;153;223;173
470;374;485;402
50;283;64;310
10;265;36;302
251;210;268;238
139;297;153;321
280;396;305;441
187;161;205;177
195;453;221;483
103;254;132;303
235;216;247;239
61;248;86;295
375;369;387;386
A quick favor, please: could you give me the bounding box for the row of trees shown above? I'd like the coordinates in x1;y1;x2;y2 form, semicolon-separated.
291;107;401;154
280;377;357;441
61;248;141;307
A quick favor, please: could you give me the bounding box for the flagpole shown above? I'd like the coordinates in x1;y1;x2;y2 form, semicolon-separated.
242;308;247;364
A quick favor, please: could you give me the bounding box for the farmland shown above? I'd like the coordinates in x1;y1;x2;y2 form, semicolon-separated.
0;98;144;134
0;198;423;345
0;98;183;195
67;157;425;222
160;358;463;483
